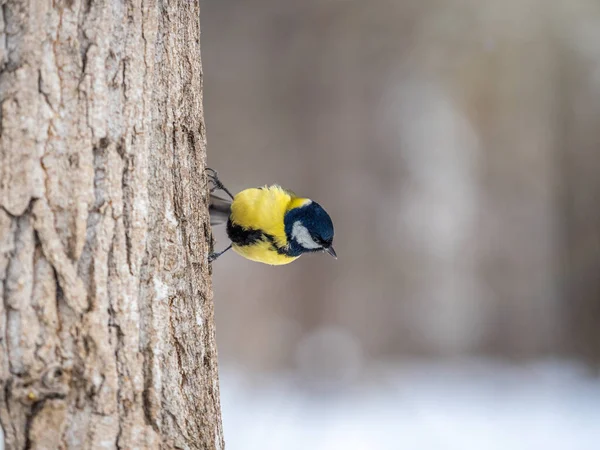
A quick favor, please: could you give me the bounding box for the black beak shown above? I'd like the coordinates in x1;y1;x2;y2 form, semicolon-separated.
325;246;337;259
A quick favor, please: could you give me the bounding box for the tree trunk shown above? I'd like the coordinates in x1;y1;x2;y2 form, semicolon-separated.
0;1;224;449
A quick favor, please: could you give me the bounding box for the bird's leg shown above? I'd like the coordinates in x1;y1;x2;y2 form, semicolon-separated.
206;167;235;200
208;244;232;263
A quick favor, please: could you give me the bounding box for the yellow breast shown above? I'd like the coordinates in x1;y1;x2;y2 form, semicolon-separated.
232;241;299;265
229;185;310;266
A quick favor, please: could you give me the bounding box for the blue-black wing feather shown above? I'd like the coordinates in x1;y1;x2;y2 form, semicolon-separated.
209;193;232;226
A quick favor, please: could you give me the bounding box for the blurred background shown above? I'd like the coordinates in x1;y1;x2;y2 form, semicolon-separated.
201;0;600;448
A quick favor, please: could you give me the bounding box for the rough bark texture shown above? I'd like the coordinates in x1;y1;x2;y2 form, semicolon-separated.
0;1;224;449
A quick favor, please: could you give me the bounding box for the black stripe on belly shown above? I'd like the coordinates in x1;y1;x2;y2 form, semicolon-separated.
263;233;289;255
227;219;263;246
227;219;289;255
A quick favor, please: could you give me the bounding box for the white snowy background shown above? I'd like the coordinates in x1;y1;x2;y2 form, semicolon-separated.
220;360;600;450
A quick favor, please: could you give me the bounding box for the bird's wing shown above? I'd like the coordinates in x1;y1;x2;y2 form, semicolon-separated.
209;193;232;226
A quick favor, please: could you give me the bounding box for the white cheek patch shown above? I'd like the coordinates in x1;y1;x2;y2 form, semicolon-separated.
291;221;321;249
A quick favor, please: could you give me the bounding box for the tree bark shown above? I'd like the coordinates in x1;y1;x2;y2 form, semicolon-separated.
0;1;224;449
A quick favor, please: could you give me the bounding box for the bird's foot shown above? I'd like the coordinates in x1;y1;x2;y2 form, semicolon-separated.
206;167;234;200
208;244;232;263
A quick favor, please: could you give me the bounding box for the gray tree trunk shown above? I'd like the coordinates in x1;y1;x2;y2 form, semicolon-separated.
0;1;224;449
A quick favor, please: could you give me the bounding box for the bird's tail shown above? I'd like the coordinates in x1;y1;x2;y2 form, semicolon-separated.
209;193;231;226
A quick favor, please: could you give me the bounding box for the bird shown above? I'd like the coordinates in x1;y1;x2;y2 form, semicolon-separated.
206;168;336;265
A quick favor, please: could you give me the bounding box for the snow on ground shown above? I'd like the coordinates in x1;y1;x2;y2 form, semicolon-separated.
220;359;600;450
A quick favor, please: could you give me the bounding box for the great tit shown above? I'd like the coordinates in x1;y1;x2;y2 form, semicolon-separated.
207;168;336;265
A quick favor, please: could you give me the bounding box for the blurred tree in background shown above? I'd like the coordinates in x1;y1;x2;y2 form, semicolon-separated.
202;0;600;377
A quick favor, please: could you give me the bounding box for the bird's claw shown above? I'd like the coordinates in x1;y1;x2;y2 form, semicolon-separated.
208;244;232;263
205;167;234;199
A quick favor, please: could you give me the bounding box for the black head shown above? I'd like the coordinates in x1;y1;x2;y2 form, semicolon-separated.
284;201;336;258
